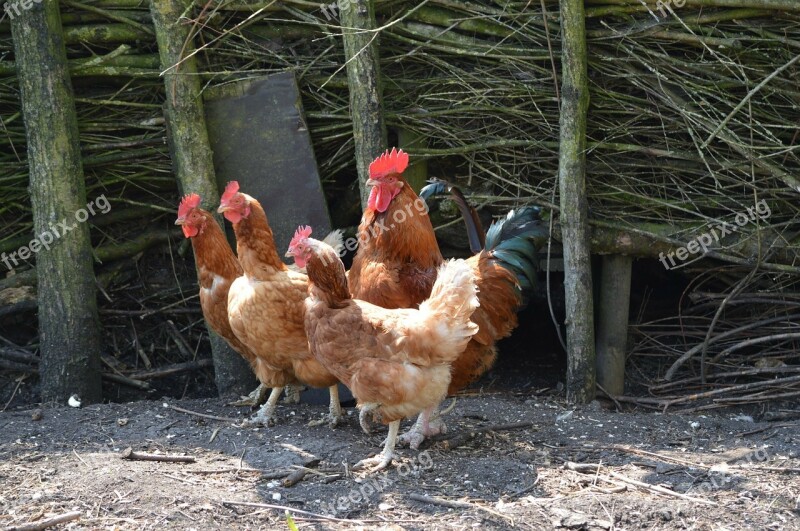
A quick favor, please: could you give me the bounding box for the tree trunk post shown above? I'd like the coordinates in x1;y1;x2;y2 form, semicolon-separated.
596;255;632;396
340;0;387;209
10;0;103;404
558;0;596;403
151;0;256;397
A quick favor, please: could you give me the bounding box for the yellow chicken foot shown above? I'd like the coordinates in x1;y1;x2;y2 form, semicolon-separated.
398;407;445;450
239;386;282;427
399;399;455;449
228;383;269;407
283;384;302;404
308;385;344;427
354;420;400;473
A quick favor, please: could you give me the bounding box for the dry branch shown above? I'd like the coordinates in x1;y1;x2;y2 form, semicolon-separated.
164;403;239;423
564;462;716;505
128;359;213;380
120;447;196;463
5;510;82;531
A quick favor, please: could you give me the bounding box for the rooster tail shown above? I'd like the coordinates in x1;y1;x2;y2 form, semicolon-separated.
484;207;548;305
420;180;485;254
421;181;547;303
417;258;480;362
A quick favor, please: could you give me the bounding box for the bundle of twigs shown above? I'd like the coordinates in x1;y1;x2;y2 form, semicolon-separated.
625;266;800;411
190;1;800;260
2;0;800;399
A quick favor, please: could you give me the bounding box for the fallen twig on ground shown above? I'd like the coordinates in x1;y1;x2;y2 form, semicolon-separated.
5;510;81;531
408;493;513;523
220;500;362;523
564;462;716;505
120;446;195;463
165;403;238;423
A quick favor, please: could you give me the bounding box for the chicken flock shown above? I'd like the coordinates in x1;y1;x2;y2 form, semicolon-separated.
174;148;546;471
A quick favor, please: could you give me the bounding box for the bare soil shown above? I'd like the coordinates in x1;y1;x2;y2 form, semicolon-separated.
1;390;798;530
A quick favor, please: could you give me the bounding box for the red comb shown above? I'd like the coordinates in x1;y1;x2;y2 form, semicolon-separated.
221;181;240;203
178;193;201;218
369;148;409;180
290;225;313;248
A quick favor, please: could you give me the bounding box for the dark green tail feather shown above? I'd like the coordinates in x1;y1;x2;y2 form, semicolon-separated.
485;207;548;307
420;182;547;306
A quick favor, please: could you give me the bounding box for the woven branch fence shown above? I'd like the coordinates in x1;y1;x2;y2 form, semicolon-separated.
1;0;799;407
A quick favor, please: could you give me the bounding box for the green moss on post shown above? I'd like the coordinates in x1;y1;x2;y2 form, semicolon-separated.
151;0;256;398
558;0;596;404
10;0;103;403
340;0;387;209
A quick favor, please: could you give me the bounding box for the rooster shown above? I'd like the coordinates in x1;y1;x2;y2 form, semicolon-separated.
286;226;480;471
349;148;546;448
216;181;343;427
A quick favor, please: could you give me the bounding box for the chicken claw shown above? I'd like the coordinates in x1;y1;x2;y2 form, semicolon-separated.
237;386;282;427
308;385;344;427
354;420;400;473
399;402;453;449
228;383;269;407
283;384;302;404
358;404;380;434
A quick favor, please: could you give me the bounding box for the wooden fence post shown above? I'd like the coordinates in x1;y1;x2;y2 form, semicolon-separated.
596;255;632;396
10;0;103;403
340;0;387;209
558;0;596;403
151;0;256;397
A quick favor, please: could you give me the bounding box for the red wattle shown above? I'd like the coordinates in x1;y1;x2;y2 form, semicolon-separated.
182;224;199;238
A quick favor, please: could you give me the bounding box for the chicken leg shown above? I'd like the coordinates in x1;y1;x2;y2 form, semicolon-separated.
229;383;270;407
283;384;302;404
398;406;447;450
399;398;456;449
308;385;344;427
240;386;282;427
354;420;400;473
358;403;380;434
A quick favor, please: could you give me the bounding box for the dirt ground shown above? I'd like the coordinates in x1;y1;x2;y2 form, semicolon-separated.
1;388;798;531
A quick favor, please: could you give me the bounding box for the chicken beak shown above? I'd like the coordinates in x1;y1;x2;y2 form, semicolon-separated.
217;204;230;214
174;218;185;226
284;250;293;258
365;178;379;187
